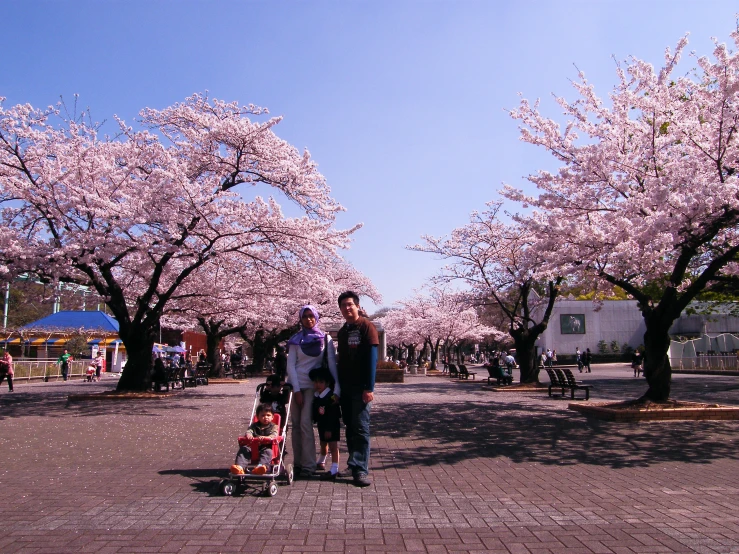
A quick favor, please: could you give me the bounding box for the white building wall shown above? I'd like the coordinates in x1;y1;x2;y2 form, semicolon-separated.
537;300;646;355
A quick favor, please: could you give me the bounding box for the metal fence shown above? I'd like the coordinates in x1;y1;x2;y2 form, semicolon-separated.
671;355;739;370
9;359;92;381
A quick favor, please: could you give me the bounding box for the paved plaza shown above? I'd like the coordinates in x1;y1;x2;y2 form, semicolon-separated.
0;364;737;553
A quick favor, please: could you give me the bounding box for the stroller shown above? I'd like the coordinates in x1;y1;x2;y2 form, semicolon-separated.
218;381;294;497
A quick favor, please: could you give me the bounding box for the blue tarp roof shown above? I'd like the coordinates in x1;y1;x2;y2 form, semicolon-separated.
20;311;119;332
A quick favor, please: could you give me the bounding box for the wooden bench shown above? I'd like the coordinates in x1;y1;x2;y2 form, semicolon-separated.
152;365;184;392
195;363;209;386
448;363;459;378
545;367;567;398
227;363;247;379
182;365;197;388
485;365;512;385
557;367;592;400
458;364;477;380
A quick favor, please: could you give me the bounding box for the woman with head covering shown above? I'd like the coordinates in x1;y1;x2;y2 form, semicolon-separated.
286;305;339;479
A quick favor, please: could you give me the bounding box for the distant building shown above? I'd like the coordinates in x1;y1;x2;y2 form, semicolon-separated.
2;310;212;372
2;310;125;371
537;299;739;360
537;300;645;355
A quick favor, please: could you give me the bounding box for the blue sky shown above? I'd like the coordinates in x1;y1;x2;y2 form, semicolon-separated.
2;1;737;312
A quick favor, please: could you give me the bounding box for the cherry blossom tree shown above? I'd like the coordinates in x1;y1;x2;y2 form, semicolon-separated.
0;94;358;391
379;286;501;368
165;250;380;375
503;33;739;401
411;202;561;383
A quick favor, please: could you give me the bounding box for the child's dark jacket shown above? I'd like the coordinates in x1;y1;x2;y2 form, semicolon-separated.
312;387;341;442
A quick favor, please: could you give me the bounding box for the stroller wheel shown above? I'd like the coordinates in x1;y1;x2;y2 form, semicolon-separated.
266;482;278;497
219;479;235;496
284;463;294;485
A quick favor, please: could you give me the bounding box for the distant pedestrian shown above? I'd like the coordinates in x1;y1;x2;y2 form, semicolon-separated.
576;347;583;372
504;351;516;375
0;349;14;392
274;345;287;381
632;351;643;377
583;348;592;373
93;352;104;381
57;349;73;381
546;348;553;368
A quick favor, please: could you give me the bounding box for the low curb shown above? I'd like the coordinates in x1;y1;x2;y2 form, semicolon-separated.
569;401;739;421
67;391;169;401
481;383;549;393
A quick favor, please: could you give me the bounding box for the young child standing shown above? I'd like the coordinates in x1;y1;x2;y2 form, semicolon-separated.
309;367;342;480
231;403;278;476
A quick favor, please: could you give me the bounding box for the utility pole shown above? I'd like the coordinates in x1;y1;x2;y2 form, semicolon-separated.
54;282;61;313
3;283;9;330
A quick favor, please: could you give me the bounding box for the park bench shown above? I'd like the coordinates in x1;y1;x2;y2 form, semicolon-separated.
152;365;184;392
195;363;209;385
557;367;592;400
485;365;512;386
447;363;459;378
545;367;566;398
182;365;197;388
227;363;247;379
458;364;477;380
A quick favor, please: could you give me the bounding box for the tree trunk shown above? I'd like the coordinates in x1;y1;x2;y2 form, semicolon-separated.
116;326;156;391
250;330;268;372
205;331;222;377
430;339;440;370
510;328;539;384
403;344;416;365
641;315;673;402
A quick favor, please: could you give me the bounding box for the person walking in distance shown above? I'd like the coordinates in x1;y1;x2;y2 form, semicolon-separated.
336;291;379;488
57;349;73;381
0;349;14;392
583;348;592;373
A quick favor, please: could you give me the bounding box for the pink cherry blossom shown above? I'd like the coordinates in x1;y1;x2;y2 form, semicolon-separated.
0;94;366;390
502;33;739;401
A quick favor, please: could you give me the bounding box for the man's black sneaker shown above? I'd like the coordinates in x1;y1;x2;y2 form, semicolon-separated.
353;473;371;487
297;468;313;480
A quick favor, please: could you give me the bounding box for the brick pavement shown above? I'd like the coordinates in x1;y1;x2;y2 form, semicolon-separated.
0;366;737;553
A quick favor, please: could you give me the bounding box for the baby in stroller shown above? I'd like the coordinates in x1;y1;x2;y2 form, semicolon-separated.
231;403;278;475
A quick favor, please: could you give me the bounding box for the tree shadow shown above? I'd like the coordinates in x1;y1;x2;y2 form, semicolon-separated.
372;391;739;470
0;389;243;420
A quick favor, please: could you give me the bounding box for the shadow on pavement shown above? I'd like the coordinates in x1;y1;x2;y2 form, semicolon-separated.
159;468;228;496
374;382;739;470
0;390;242;420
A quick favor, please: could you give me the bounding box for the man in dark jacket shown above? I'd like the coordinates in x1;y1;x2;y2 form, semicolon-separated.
336;291;378;487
